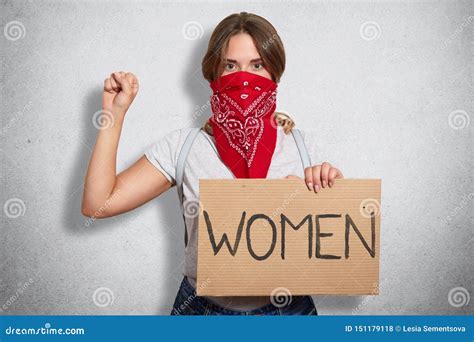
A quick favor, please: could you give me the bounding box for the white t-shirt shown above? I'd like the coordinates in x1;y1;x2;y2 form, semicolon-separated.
144;125;320;310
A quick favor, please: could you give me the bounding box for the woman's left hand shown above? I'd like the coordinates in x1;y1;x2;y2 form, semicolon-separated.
285;162;344;193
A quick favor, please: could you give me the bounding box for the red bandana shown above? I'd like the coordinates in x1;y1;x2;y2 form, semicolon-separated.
209;71;278;178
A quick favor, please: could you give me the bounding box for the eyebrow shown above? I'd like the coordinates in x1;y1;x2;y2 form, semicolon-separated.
225;58;263;63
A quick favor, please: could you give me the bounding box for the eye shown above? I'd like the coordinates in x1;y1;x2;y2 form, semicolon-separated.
225;63;235;71
253;63;264;70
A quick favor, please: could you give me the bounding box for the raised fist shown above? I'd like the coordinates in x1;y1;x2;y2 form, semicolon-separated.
102;71;139;114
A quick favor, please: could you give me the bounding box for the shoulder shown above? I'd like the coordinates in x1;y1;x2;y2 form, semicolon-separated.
164;126;197;140
143;127;201;184
144;127;201;162
150;127;198;148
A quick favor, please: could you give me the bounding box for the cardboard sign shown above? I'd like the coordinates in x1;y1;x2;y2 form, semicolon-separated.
196;179;381;296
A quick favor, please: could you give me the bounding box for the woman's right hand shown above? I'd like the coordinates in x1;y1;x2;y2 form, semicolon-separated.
102;71;139;115
83;71;172;219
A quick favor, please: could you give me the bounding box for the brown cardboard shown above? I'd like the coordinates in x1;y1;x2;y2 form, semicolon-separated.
196;179;381;296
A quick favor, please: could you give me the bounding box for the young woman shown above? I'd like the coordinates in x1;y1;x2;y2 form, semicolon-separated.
82;12;343;315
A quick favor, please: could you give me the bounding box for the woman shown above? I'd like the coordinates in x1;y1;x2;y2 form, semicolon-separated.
82;12;343;315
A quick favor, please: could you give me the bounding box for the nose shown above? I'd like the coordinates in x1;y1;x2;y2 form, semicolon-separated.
241;65;253;73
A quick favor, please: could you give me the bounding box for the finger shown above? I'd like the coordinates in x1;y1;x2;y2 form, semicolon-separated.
335;168;344;179
110;73;120;92
126;72;139;94
285;174;302;180
114;71;132;95
304;166;313;191
104;78;114;93
110;72;120;91
320;162;331;188
312;165;322;193
328;168;338;187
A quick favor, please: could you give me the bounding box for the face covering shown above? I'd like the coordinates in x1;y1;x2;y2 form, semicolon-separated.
209;71;278;178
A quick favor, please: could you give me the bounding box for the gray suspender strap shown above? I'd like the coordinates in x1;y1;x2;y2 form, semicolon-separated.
178;127;312;194
175;126;311;247
175;127;201;247
291;128;312;170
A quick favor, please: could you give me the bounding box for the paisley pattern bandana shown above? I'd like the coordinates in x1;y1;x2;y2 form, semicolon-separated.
209;71;278;178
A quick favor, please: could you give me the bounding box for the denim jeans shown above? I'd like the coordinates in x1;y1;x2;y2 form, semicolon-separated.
170;276;318;315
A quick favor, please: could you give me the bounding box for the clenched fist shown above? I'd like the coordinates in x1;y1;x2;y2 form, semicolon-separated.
103;71;139;115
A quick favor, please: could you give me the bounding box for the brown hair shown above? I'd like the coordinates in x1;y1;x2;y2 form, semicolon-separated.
201;12;286;83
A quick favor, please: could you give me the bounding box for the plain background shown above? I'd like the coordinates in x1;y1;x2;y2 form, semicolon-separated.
1;0;472;315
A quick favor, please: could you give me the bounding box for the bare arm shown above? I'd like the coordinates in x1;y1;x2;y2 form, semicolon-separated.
81;71;172;218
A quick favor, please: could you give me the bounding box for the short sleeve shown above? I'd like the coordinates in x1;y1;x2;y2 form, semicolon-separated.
144;128;185;185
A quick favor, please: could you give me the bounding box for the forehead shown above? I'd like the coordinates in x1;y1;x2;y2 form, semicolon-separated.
224;32;261;60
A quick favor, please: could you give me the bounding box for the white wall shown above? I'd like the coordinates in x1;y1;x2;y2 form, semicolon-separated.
1;0;472;315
